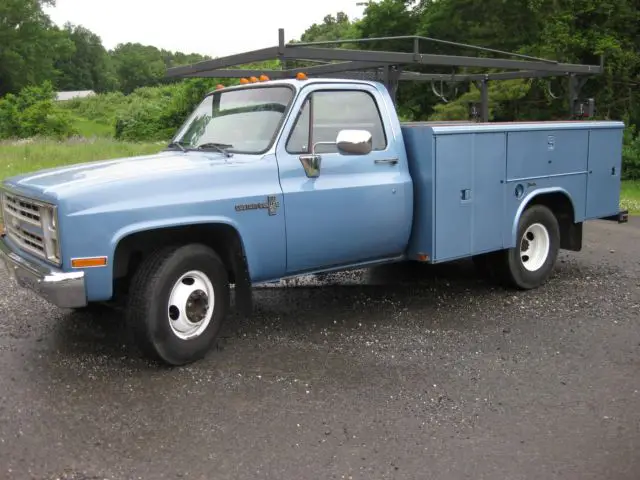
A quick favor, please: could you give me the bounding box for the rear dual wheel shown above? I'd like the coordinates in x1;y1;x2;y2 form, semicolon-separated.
474;205;560;290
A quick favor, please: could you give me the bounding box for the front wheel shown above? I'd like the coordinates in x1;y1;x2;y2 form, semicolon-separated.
126;244;229;366
495;205;560;290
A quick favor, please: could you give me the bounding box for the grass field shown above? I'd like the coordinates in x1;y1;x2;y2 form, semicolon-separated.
0;138;638;215
621;181;640;214
68;115;115;138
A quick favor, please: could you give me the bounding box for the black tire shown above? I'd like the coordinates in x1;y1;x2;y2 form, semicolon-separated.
126;243;229;366
495;204;560;290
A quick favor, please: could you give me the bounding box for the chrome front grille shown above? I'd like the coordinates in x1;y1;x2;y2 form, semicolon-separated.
2;192;47;258
3;193;42;226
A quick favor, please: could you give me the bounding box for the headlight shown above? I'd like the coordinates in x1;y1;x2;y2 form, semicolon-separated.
40;204;61;265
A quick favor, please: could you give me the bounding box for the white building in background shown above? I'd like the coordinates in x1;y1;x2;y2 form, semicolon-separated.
55;90;96;101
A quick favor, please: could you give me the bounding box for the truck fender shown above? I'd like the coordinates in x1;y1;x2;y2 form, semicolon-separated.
110;216;254;314
510;187;577;248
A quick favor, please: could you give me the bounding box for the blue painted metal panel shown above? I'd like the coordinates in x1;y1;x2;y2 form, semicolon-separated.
503;177;552;247
548;129;589;176
560;173;587;223
471;132;507;253
506;130;550;180
502;177;587;248
275;81;413;274
431;132;506;261
430;121;624;135
403;122;615;260
403;129;507;262
433;134;473;261
402;125;435;260
586;128;624;219
506;128;589;180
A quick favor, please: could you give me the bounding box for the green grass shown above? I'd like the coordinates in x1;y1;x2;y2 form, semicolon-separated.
68;115;115;138
0;137;164;180
621;180;640;214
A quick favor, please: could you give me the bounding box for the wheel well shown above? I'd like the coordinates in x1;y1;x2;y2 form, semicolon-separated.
525;192;582;251
112;224;250;299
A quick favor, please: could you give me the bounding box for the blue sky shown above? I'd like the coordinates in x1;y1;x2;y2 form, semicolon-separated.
44;0;366;57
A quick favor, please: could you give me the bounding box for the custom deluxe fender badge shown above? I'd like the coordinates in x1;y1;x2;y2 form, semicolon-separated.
235;195;281;216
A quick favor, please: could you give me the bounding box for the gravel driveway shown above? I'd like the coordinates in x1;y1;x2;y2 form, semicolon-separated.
0;218;639;480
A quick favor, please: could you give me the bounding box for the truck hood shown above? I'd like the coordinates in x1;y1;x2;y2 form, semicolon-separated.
3;150;244;199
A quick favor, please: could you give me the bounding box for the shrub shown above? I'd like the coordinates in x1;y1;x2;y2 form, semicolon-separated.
0;81;77;140
114;79;226;142
60;91;129;124
622;123;640;180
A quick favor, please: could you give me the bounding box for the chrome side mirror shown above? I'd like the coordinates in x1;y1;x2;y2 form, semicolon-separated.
336;129;373;155
298;129;373;179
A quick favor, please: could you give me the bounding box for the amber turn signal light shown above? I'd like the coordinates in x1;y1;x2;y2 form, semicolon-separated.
71;257;108;268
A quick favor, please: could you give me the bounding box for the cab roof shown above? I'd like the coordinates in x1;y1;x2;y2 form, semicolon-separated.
207;76;381;95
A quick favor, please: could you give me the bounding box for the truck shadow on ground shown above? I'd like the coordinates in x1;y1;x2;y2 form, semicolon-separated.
43;254;593;365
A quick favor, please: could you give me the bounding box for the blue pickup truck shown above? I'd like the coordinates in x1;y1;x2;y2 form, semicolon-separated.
0;76;626;365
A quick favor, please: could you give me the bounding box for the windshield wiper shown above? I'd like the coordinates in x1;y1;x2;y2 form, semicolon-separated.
196;142;234;157
166;141;188;152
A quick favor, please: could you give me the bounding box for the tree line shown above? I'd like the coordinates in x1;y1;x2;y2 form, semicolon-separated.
0;0;210;96
3;0;639;123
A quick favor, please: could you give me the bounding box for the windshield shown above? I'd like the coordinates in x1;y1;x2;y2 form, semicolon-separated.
171;86;294;154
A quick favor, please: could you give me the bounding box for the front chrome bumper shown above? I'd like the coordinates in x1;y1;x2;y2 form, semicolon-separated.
0;234;87;308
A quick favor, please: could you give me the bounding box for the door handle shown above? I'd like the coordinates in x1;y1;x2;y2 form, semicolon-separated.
374;158;399;165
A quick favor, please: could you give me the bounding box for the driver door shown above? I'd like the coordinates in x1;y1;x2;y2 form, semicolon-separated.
275;83;412;275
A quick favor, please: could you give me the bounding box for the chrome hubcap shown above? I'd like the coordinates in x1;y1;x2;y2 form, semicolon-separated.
167;270;215;340
520;223;550;272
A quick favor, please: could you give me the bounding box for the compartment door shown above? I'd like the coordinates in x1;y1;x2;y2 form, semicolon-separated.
471;132;506;253
434;134;473;262
586;128;623;219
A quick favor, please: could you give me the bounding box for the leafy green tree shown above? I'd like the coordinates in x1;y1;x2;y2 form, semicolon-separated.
300;12;361;44
358;0;417;48
110;43;167;94
161;50;212;69
532;0;640;123
417;0;543;55
55;23;119;92
0;0;73;95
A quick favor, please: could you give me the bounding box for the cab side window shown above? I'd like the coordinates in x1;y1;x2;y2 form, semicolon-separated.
286;90;387;154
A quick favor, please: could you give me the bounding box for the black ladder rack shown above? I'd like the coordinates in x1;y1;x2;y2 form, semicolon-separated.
166;28;604;122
